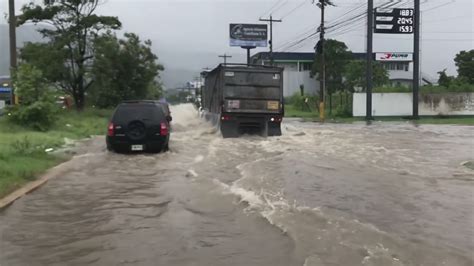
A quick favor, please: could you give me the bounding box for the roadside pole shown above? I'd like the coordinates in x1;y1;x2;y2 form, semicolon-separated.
413;0;420;119
373;6;415;119
318;0;326;122
242;46;256;66
8;0;17;104
259;15;282;65
218;54;232;65
366;0;374;120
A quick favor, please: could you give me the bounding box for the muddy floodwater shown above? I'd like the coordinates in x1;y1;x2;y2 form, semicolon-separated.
1;104;473;266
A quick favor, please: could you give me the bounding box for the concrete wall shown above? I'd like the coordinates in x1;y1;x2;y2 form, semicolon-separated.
353;93;474;116
283;70;319;97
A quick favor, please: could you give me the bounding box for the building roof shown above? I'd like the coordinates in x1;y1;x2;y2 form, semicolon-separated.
251;52;369;63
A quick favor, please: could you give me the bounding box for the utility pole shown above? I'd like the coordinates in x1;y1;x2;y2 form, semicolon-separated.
218;54;232;65
317;0;326;121
366;0;374;120
259;15;282;65
8;0;17;104
413;0;420;119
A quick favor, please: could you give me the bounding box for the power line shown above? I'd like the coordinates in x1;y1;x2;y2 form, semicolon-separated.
284;32;319;52
280;0;308;19
259;0;285;18
275;0;372;51
271;0;290;15
422;0;455;12
424;14;471;23
276;0;430;52
275;1;367;51
326;0;400;33
326;0;412;37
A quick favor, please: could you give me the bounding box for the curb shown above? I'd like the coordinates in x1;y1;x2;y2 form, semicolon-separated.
0;160;73;210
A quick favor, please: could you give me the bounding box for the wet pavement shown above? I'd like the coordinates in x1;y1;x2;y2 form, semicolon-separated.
1;104;473;266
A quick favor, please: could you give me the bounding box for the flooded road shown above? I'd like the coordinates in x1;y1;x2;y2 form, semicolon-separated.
1;104;473;266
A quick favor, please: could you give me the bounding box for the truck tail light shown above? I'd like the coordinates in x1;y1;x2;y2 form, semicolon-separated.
160;122;169;135
221;114;231;121
270;116;282;122
107;122;114;136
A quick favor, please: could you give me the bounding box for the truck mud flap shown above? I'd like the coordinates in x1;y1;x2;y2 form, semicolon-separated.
267;122;282;136
220;122;239;138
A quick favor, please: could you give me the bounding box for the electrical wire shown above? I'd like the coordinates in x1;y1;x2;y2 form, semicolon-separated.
259;0;285;18
280;0;308;19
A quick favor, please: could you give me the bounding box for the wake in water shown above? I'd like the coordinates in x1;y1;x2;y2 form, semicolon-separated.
193;113;473;265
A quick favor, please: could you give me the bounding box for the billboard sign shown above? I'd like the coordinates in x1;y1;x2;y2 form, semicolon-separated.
230;24;268;47
374;8;414;34
376;52;413;61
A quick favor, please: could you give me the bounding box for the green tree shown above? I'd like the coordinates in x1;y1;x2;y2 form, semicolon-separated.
437;69;454;88
20;42;68;89
8;64;57;131
311;39;352;113
454;50;474;83
91;32;164;108
13;64;48;104
18;0;121;110
345;61;389;91
312;39;352;94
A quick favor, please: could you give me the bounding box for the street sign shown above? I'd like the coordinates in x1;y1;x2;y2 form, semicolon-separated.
376;52;413;61
374;8;414;34
229;24;268;47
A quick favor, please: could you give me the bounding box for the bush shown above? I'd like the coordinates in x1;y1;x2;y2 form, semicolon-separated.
287;93;318;111
8;101;58;131
372;79;474;94
445;78;474;92
334;104;352;117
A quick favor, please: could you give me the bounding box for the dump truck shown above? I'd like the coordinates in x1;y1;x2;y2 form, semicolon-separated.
201;64;284;138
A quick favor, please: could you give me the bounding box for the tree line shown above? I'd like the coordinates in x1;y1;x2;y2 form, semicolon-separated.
311;39;473;95
9;0;164;130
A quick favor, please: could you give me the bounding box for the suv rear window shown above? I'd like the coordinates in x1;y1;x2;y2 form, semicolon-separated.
112;104;164;124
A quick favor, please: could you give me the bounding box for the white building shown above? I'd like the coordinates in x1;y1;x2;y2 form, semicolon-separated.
375;52;436;87
251;52;319;97
251;52;435;97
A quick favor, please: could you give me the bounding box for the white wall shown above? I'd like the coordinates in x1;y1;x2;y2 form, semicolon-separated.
283;70;319;97
353;93;474;116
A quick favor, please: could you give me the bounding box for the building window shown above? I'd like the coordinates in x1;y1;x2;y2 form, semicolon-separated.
299;62;312;72
384;62;410;71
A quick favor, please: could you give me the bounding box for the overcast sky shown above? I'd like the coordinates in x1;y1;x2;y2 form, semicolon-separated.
1;0;473;87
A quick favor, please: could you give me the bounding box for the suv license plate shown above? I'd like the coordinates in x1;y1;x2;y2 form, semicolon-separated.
131;145;144;151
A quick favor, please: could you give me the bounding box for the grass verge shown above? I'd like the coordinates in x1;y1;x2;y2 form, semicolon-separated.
285;104;319;119
0;108;112;198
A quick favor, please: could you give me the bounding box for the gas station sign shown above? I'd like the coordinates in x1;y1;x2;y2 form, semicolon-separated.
375;8;414;34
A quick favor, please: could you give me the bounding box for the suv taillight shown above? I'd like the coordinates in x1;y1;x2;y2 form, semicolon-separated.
160;122;168;136
107;122;114;136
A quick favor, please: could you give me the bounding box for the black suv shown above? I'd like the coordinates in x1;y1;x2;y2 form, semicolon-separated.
106;101;171;153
